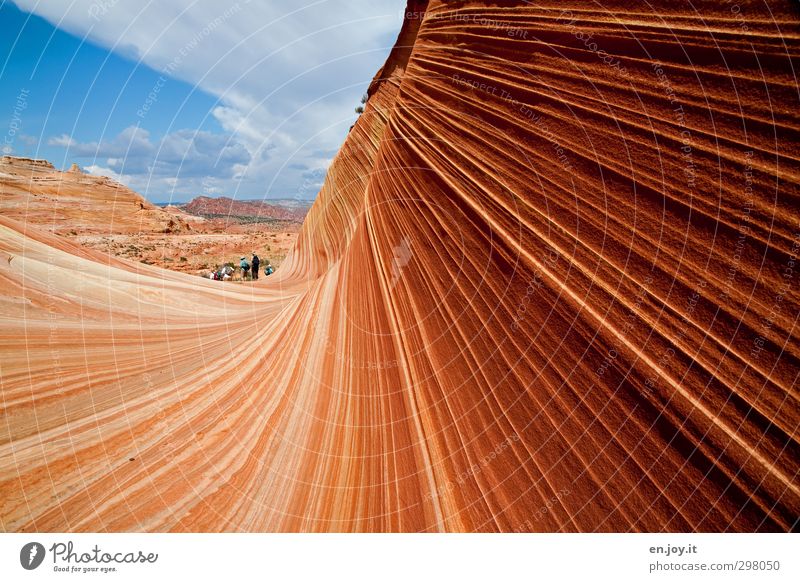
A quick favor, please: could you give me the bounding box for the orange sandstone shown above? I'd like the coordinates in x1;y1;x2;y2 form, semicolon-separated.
0;1;798;532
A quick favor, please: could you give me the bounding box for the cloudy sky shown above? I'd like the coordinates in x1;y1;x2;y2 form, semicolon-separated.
1;0;404;202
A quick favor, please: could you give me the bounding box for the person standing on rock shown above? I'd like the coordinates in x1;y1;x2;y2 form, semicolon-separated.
251;253;260;280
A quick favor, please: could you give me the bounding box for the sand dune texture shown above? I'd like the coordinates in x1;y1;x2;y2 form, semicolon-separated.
1;1;799;532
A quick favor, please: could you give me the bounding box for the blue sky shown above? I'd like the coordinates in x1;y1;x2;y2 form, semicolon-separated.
0;0;403;202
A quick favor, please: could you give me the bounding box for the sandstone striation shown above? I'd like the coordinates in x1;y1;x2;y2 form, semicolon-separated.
0;1;798;532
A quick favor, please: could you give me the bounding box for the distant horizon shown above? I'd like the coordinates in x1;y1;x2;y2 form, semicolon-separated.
154;196;316;207
1;153;319;204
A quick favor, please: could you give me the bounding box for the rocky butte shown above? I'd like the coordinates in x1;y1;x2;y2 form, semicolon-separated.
0;1;798;532
0;155;189;235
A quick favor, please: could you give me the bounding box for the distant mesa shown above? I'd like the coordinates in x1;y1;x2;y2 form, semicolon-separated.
182;195;310;223
0;155;55;171
0;154;308;238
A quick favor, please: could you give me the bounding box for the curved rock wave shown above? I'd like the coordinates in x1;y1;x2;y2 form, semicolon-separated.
1;1;799;531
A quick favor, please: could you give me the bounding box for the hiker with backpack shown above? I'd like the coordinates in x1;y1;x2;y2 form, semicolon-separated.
251;253;260;280
239;256;250;280
264;260;274;276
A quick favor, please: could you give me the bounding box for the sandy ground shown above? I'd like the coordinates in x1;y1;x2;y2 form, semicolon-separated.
73;228;298;276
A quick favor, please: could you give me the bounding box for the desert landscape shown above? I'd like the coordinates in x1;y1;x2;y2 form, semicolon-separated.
0;155;307;276
1;0;799;534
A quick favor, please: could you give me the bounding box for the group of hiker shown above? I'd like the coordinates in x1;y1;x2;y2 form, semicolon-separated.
209;252;274;281
239;253;275;281
239;253;274;280
210;264;234;280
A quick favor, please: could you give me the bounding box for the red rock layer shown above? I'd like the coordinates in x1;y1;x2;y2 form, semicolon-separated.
182;196;307;222
1;1;798;531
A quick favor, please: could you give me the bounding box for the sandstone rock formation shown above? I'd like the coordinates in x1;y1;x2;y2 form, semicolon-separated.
183;196;310;223
0;156;188;235
0;1;798;532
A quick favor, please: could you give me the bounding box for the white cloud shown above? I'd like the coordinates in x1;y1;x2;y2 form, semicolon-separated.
14;0;404;201
47;134;78;148
84;163;130;185
61;126;154;159
56;126;251;199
